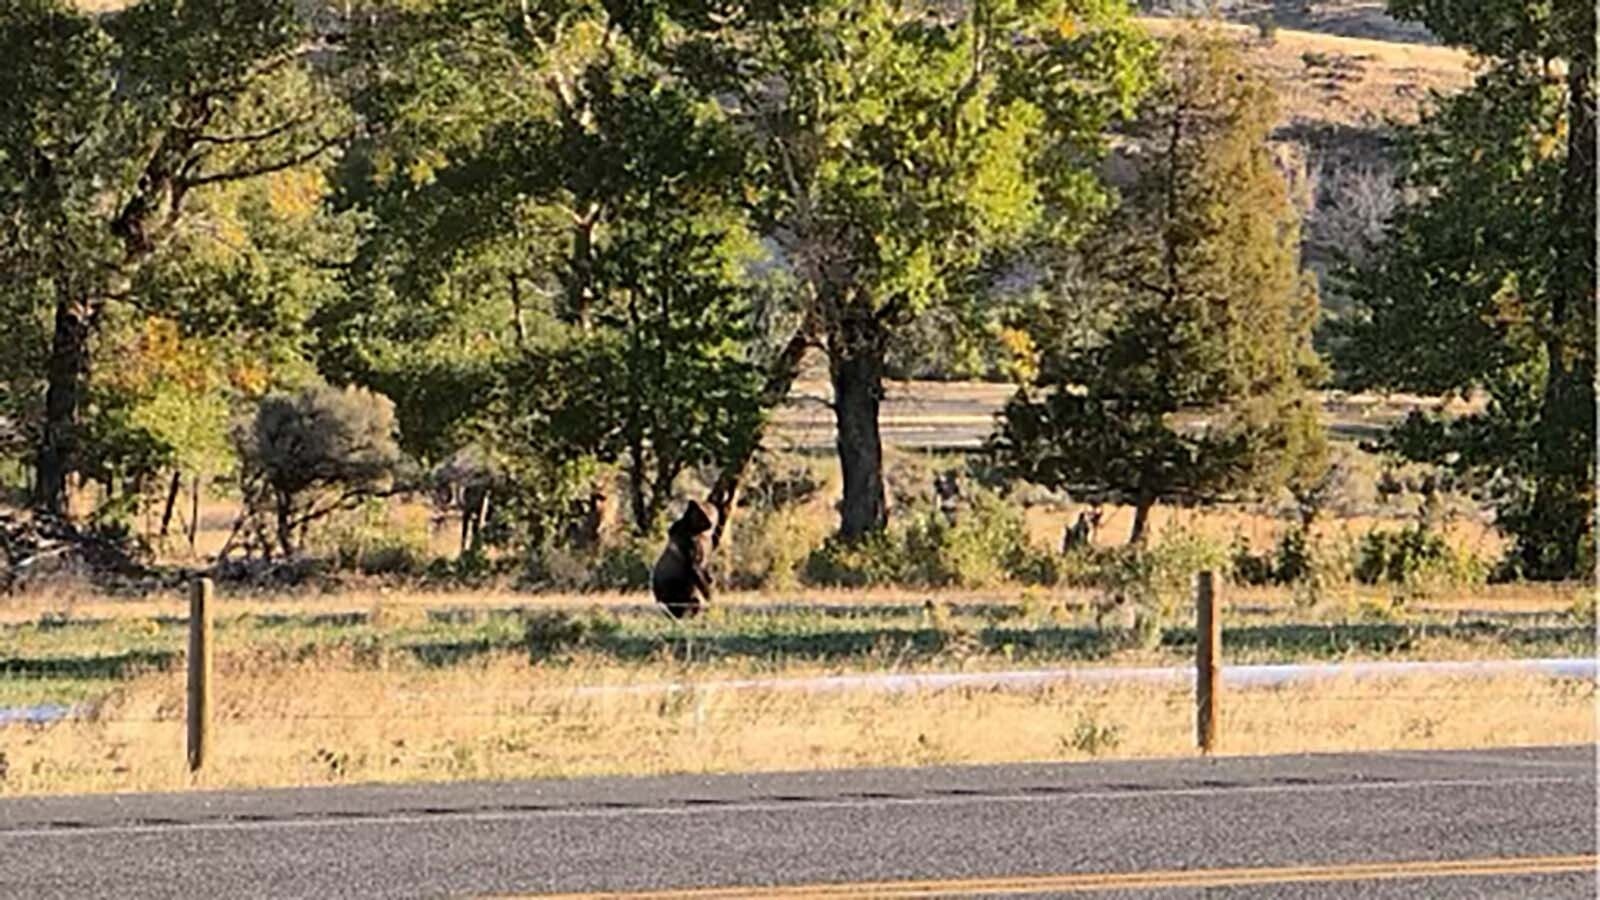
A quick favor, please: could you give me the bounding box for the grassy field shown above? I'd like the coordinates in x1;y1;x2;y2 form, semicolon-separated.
0;587;1590;795
4;652;1590;795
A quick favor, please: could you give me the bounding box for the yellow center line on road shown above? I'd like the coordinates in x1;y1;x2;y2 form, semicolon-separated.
518;854;1598;899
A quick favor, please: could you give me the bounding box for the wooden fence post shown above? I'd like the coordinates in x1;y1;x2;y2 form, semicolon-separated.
188;577;214;773
1196;570;1220;755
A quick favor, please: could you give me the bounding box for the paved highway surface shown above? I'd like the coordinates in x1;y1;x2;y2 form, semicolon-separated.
1;745;1593;898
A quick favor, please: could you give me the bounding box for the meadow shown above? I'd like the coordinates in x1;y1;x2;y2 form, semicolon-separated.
0;578;1591;795
4;368;1591;799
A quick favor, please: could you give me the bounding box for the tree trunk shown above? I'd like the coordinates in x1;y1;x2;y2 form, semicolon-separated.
459;485;479;557
187;476;201;553
508;273;528;349
707;325;814;550
1128;490;1155;546
159;470;182;538
35;294;98;517
474;488;491;552
568;214;597;330
829;314;888;542
275;489;295;558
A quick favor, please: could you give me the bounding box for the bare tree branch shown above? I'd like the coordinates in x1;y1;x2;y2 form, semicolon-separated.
178;133;345;190
194;113;317;147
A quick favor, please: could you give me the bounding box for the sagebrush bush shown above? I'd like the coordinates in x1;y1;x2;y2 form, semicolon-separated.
237;383;404;556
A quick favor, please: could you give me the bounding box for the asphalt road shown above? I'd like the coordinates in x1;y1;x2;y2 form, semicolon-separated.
1;746;1593;899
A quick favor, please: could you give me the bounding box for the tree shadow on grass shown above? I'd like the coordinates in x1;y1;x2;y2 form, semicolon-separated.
387;622;1597;670
491;626;1123;665
1163;623;1593;657
0;649;181;679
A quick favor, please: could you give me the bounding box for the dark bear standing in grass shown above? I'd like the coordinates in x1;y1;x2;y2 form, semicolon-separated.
652;500;714;619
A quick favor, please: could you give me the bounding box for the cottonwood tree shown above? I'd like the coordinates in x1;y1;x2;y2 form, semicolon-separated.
694;0;1156;541
0;0;350;516
995;27;1327;544
1333;0;1595;579
326;0;768;539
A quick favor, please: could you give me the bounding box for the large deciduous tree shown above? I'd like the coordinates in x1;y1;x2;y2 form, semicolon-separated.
325;0;769;540
0;0;348;516
1332;0;1595;579
995;26;1327;544
703;0;1155;541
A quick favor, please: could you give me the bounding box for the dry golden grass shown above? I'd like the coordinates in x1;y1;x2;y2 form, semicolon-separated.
1138;18;1475;128
1021;502;1507;559
3;651;1590;796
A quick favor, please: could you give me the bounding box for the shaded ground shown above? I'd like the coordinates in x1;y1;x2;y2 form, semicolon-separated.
2;603;1590;707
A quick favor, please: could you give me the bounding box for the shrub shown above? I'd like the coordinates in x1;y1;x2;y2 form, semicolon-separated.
901;490;1044;588
1229;533;1277;586
424;547;501;583
1075;527;1229;637
1064;715;1123;756
1273;527;1313;583
741;454;823;512
1289;530;1358;609
319;501;429;576
1354;524;1484;589
1256;16;1279;44
1230;527;1314;586
526;535;657;591
724;506;827;590
802;530;907;587
590;538;655;590
1572;590;1596;627
800;486;1055;589
237;384;404;556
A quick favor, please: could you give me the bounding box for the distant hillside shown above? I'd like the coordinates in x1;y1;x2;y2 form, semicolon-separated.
1138;0;1438;44
1139;15;1472;321
1138;17;1472;129
1137;6;1476;316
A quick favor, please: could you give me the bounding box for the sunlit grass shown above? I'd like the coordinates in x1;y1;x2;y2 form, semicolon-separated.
3;653;1587;795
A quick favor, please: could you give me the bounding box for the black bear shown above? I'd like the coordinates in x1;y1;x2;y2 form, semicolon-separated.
651;500;715;619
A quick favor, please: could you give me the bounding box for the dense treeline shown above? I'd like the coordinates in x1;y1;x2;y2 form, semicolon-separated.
0;0;1591;580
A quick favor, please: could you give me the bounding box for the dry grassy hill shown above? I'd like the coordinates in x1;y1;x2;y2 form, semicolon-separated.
1139;17;1473;128
1136;4;1476;303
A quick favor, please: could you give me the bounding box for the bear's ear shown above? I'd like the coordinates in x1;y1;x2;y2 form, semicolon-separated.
684;500;714;533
